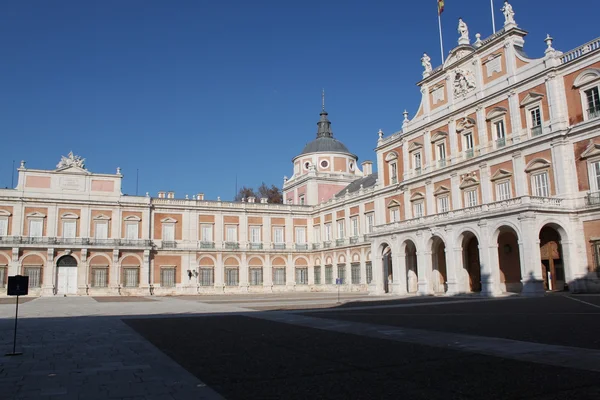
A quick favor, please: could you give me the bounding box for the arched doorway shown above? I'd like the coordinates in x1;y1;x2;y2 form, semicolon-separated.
539;225;565;291
497;227;522;293
462;232;481;293
56;255;78;295
404;240;418;294
382;245;392;293
431;237;447;294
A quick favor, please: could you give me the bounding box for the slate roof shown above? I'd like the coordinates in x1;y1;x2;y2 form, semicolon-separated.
301;137;352;155
335;173;378;198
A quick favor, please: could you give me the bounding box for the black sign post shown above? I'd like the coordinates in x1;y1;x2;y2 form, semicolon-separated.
6;275;28;356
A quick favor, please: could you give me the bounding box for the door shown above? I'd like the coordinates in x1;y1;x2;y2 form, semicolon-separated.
57;267;77;294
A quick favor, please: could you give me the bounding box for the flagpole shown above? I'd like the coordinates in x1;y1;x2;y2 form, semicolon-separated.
438;13;445;64
490;0;496;33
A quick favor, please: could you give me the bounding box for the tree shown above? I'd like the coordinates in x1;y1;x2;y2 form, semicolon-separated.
234;183;282;203
234;186;257;202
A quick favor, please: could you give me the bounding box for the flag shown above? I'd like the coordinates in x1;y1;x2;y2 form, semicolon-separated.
438;0;445;16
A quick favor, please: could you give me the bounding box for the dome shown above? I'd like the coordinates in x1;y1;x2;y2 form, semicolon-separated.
300;137;352;155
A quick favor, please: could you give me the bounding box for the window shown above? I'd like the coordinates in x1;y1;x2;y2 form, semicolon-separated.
162;224;175;242
390;208;399;222
366;213;374;233
95;221;108;240
125;223;139;240
324;223;332;241
496;180;512;201
464;133;474;157
273;226;284;244
62;220;76;239
225;268;239;286
590;160;600;192
92;267;108;287
250;226;261;243
532;172;550;197
29;219;43;238
366;262;373;284
351;217;359;237
313;226;321;244
585;87;600;119
249;268;263;286
594;241;600;271
314;266;321;284
530;107;542;136
273;268;286;285
325;266;333;284
437;196;449;213
199;268;214;286
295;227;306;244
390;162;398;184
337;265;346;284
296;268;308;285
0;266;6;288
464;189;478;207
320;159;329;169
494;119;506;148
437;142;446;167
201;224;213;242
413;202;424;218
24;266;41;288
123;268;139;287
226;225;237;242
413;152;422;173
0;217;7;237
351;263;360;284
299;195;305;205
160;267;176;287
337;220;344;239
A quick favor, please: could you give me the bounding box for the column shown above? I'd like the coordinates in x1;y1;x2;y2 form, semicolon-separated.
360;247;367;285
416;231;431;295
478;220;501;296
425;180;434;216
518;213;545;295
286;253;294;289
450;173;461;210
42;248;55;296
215;213;223;249
550;137;578;198
448;119;458;162
141;249;150;288
111;249;120;292
423;131;433;172
263;254;273;291
240;253;248;292
371;240;384;294
507;90;522;143
79;248;88;294
391;249;407;296
215;253;224;290
9;247;19;276
479;162;493;204
512;151;527;196
402;144;410;180
476;105;487;153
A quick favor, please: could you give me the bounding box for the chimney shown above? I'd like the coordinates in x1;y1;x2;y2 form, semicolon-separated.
197;193;204;201
362;161;373;175
248;196;256;203
167;191;175;199
158;191;166;199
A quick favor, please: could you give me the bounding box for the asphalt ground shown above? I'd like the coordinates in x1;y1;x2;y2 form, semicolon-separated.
301;294;600;350
125;296;600;400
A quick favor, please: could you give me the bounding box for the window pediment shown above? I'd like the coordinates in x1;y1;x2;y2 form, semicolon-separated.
490;169;513;181
26;212;46;219
387;200;401;208
580;141;600;160
486;107;508;121
520;92;544;107
0;210;11;217
456;117;476;133
61;213;79;220
160;217;178;224
410;192;425;202
433;185;450;196
93;214;111;221
408;142;423;152
430;131;448;143
525;158;551;173
385;152;398;162
459;176;480;189
573;68;600;88
124;215;141;222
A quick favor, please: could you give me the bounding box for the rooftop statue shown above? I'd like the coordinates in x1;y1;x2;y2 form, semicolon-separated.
421;53;432;75
57;151;86;170
501;1;516;26
458;18;470;44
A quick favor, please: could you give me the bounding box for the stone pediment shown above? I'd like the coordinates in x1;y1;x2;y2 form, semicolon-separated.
55;152;89;174
486;107;508;121
124;215;141;222
444;45;476;69
160;217;178;224
520;92;544;107
433;185;450;196
55;164;90;175
408;142;423;152
525;158;551;173
431;131;448;143
581;141;600;159
387;200;401;208
490;169;513;181
93;214;111;221
456;117;477;133
26;212;46;218
410;192;425;202
573;68;600;88
0;210;11;216
459;175;480;189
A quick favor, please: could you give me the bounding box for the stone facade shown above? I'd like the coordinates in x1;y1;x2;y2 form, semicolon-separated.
1;18;600;297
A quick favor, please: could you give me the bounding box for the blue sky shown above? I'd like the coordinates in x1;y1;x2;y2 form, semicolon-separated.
0;0;596;199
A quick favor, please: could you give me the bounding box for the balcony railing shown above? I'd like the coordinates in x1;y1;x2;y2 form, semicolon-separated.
249;242;263;250
391;176;398;184
224;242;240;250
295;243;308;251
465;149;474;159
312;243;321;250
119;239;152;247
496;137;506;148
161;241;177;249
437;159;446;168
349;236;359;245
323;241;332;248
531;125;543;137
199;241;215;249
0;236;151;248
588;106;600;120
273;243;286;250
586;191;600;206
336;239;345;247
414;168;422;176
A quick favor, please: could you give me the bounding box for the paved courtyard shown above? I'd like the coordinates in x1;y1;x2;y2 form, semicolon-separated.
1;293;600;399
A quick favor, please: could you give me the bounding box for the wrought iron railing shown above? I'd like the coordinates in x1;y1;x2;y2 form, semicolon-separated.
586;191;600;206
161;241;177;249
531;125;542;137
199;241;215;249
465;148;474;159
224;242;240;250
588;106;600;120
349;236;359;245
496;137;506;148
273;243;286;250
295;244;308;251
437;159;446;168
323;241;332;249
249;243;263;250
336;239;345;247
312;243;321;250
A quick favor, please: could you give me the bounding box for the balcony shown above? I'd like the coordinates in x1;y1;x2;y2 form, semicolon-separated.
496;137;506;148
323;241;332;249
161;241;177;249
349;236;359;245
249;242;263;250
465;149;474;159
0;236;23;246
199;241;215;250
586;191;600;206
391;176;398;185
119;239;152;248
414;168;422;176
336;239;345;247
273;243;286;250
0;236;151;248
531;125;543;137
588;106;600;120
312;243;321;250
224;242;240;250
295;243;308;251
437;159;447;168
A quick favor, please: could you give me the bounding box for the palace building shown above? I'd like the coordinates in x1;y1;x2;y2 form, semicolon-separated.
1;10;600;297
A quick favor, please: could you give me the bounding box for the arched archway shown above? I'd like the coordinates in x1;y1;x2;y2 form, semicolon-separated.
56;255;78;295
403;240;418;294
496;226;522;293
539;224;566;291
430;237;447;294
460;232;481;293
